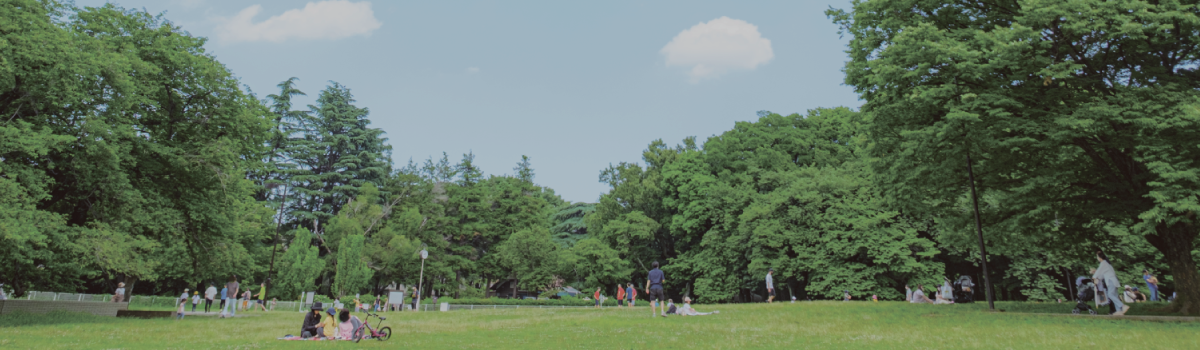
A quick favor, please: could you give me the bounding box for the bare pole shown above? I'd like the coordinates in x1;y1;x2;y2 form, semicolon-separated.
966;150;995;310
266;185;290;285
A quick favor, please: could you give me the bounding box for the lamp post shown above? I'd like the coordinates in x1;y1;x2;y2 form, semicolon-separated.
417;248;428;311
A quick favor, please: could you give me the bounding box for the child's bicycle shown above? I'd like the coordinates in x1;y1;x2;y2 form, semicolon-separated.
353;313;392;343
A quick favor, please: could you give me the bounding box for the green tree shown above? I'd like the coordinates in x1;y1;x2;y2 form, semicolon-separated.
560;238;633;291
274;228;323;299
496;227;560;298
334;233;373;299
548;202;597;248
830;0;1200;314
0;1;272;294
288;82;392;235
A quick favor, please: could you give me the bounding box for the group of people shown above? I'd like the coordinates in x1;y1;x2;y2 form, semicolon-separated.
161;275;272;319
300;303;362;339
904;279;956;304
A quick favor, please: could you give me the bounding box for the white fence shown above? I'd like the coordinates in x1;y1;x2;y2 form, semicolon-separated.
22;292;598;313
423;304;597;312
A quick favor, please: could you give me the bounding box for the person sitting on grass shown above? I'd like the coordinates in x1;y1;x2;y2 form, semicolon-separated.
316;308;339;339
676;297;719;316
337;309;361;340
301;303;323;338
910;285;934;304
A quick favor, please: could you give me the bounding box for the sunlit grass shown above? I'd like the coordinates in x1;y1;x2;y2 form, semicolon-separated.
1;301;1196;349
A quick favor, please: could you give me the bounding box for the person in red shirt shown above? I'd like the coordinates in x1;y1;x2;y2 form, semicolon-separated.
617;286;627;308
594;287;602;308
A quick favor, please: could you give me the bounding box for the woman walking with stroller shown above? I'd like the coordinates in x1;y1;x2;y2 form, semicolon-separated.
1093;249;1129;315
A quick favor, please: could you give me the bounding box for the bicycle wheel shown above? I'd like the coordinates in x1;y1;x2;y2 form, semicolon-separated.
353;326;366;343
377;326;392;341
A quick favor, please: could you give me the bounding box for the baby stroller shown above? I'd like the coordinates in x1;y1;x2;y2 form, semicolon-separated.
952;275;975;303
1071;277;1097;315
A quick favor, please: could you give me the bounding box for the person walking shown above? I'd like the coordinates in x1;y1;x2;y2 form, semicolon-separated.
221;275;239;318
905;284;912;302
766;268;776;303
112;282;126;303
176;293;187;320
1093;249;1128;315
191;291;200;312
594;287;602;308
645;261;667;317
242;290;252;312
204;284;217;313
1143;270;1160;301
253;282;268;311
180;288;190;310
220;285;228;311
616;285;626;308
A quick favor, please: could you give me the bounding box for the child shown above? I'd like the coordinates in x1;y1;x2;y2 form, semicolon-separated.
192;291;200;312
617;286;626;307
176;295;187;320
872;294;878;302
594;287;601;308
270;298;277;311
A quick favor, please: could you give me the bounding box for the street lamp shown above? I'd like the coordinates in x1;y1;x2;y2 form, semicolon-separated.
417;247;428;311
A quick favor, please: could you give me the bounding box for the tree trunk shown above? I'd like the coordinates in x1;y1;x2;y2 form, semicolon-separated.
1145;221;1200;315
512;277;519;299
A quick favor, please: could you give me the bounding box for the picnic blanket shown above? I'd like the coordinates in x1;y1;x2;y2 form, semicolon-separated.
277;336;338;341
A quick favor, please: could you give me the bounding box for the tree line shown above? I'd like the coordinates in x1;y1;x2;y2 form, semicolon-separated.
2;0;1197;314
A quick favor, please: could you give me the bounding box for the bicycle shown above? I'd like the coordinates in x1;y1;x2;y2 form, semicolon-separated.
353;312;392;343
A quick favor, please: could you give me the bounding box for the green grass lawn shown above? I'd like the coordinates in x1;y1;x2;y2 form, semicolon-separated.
2;301;1197;349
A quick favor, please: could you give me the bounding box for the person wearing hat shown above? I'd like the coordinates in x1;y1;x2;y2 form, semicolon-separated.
113;282;126;303
765;268;775;303
301;302;324;338
317;307;339;339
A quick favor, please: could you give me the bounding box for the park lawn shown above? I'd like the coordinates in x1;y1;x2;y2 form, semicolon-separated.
1;301;1196;349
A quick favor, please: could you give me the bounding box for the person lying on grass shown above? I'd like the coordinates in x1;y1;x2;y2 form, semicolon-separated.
676;297;719;316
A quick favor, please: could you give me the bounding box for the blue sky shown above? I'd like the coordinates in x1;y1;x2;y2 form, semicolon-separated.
78;0;861;203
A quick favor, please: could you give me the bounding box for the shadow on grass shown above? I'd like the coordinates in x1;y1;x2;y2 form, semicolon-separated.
0;310;119;328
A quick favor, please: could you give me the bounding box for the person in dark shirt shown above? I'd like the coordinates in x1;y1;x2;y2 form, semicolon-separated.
645;261;667;317
301;303;324;338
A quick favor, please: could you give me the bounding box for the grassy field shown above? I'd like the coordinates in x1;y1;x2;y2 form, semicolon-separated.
2;301;1197;349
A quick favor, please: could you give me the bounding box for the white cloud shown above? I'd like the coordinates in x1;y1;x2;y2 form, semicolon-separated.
660;17;774;83
215;1;382;43
466;67;480;74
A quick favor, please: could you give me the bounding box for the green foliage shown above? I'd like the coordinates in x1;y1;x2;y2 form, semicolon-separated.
829;0;1200;313
658;109;943;302
548;202;596;247
496;227;560;295
274;228;323;298
560;238;633;290
0;1;272;295
334;234;373;299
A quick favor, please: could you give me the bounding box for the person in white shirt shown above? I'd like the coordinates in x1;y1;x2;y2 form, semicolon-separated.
765;268;776;303
1093;250;1128;315
204;284;217;313
113;282;126;303
676;297;719;316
